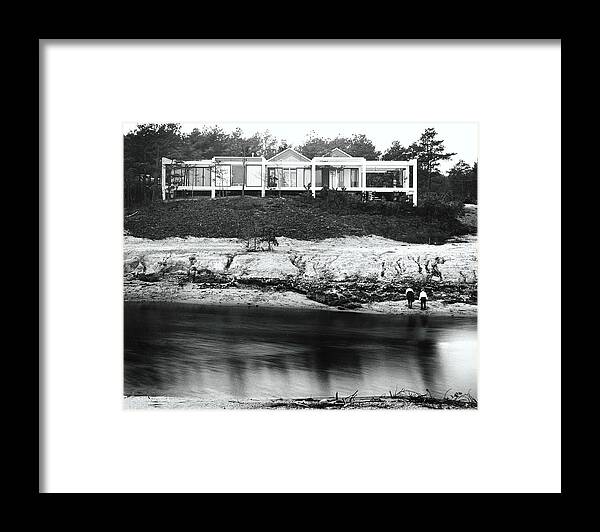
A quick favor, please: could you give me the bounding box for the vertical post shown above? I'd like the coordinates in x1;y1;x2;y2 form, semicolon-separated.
242;146;246;197
211;160;216;199
278;166;281;198
161;158;167;201
261;159;266;198
412;159;418;206
362;162;367;200
311;162;316;198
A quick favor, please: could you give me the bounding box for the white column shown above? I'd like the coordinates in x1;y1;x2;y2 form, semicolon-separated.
362;163;367;199
261;161;266;197
161;158;167;201
210;163;216;199
412;159;418;206
311;163;316;197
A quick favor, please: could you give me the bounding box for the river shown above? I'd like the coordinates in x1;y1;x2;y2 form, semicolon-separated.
124;302;477;401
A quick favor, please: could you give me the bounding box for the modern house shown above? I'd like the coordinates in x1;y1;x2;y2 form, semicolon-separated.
161;147;418;205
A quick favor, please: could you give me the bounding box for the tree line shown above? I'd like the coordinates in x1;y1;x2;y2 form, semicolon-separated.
124;124;477;202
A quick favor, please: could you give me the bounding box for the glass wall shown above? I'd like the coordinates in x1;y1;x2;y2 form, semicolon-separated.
315;169;322;187
266;167;310;188
166;166;184;187
246;165;262;187
167;164;370;189
214;165;231;187
281;169;296;187
303;168;312;186
338;168;359;188
167;165;211;187
313;167;359;188
366;169;406;188
230;165;262;187
295;168;312;187
267;168;277;188
231;165;245;186
186;167;209;187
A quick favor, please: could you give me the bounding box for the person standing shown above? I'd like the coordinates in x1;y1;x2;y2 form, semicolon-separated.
405;287;415;308
419;288;428;310
188;256;198;281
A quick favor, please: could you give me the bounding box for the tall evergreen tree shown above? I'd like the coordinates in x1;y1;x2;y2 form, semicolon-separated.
415;128;456;191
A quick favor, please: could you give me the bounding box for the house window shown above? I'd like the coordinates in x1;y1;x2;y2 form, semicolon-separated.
332;169;341;187
272;168;302;188
268;168;277;188
231;165;245;186
280;169;289;187
214;165;231;187
246;166;262;187
315;169;322;187
397;168;407;187
340;168;359;188
169;166;185;187
409;166;414;188
342;169;350;188
202;167;211;186
186;167;208;187
304;168;312;186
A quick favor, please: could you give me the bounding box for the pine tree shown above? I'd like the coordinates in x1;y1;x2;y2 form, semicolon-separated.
415;128;456;191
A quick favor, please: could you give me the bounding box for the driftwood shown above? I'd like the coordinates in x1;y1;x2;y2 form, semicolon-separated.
266;388;477;410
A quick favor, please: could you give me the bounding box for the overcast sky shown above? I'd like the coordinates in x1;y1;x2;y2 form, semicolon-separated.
124;121;478;173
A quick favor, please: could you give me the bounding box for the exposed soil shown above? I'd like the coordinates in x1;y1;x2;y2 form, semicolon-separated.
124;234;478;314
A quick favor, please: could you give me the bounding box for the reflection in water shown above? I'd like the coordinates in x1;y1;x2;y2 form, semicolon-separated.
124;302;478;400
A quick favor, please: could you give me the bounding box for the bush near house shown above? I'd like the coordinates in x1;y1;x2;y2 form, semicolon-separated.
314;187;414;217
415;192;465;223
124;195;475;244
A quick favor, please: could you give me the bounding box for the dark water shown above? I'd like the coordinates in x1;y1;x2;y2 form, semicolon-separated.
124;302;478;400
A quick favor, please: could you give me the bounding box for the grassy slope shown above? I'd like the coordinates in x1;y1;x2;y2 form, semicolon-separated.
124;197;474;244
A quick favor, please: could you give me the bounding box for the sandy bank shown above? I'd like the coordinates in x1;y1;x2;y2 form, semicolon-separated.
124;285;476;316
123;234;477;315
124;394;477;410
124;234;478;283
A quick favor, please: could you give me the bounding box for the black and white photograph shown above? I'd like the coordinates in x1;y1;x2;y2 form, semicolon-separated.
123;122;479;410
40;39;561;493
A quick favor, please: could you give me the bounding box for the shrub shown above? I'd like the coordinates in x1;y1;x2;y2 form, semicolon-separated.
241;219;279;251
259;226;279;251
416;192;464;222
314;187;414;216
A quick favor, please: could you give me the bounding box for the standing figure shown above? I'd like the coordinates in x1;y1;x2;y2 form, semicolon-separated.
419;288;428;310
405;287;415;308
188;256;198;281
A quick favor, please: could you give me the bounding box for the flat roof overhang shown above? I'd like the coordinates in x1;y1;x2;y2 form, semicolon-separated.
312;156;366;164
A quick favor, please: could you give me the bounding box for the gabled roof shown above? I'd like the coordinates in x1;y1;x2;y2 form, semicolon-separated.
267;147;311;163
329;147;352;157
